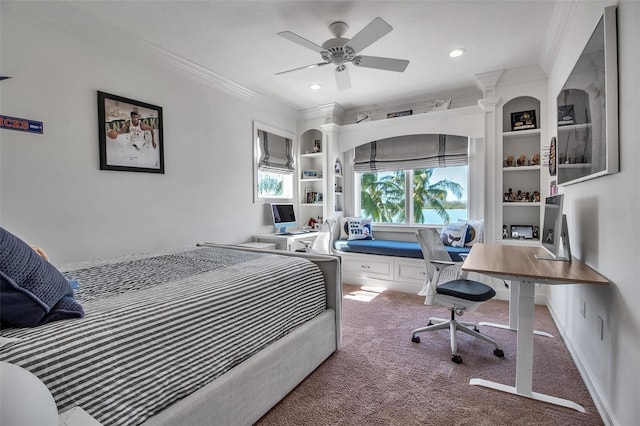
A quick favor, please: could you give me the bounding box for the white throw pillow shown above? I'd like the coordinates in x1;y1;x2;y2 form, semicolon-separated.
346;217;373;240
440;222;467;248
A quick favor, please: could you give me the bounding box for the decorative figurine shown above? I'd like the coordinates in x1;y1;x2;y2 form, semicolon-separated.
517;155;527;166
531;153;540;165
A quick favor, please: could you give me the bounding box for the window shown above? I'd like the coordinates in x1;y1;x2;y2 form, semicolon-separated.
253;121;295;202
257;170;293;199
354;134;469;225
358;165;468;225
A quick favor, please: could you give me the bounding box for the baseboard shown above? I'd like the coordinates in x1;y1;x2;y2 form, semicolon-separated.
546;301;617;426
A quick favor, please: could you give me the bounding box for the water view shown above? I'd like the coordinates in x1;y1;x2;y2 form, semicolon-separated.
421;209;468;225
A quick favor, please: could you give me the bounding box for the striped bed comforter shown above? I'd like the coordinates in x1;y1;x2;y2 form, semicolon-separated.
0;246;327;426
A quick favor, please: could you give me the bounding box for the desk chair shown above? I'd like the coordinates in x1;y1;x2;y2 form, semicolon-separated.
302;219;337;255
411;228;504;364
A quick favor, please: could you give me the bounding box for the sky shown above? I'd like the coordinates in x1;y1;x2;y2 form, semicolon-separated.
430;165;467;202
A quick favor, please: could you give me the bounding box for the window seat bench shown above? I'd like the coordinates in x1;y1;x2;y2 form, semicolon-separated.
334;239;470;262
333;239;470;294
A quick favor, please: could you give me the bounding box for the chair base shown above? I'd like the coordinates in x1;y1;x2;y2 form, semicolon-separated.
411;315;504;364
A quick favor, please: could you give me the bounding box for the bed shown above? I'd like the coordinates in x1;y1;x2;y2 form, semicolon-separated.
0;241;342;426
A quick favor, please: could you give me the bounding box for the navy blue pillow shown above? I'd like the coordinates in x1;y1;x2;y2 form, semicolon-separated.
0;227;84;327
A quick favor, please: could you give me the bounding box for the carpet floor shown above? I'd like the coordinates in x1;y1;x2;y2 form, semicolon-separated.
257;283;603;425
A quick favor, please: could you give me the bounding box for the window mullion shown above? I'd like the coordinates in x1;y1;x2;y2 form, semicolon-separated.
406;170;413;225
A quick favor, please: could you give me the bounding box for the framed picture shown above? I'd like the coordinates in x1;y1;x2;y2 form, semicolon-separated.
510;225;534;239
387;109;412;119
557;104;576;126
98;91;164;173
511;110;537;131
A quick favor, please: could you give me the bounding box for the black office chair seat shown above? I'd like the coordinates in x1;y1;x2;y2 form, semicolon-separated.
436;279;496;302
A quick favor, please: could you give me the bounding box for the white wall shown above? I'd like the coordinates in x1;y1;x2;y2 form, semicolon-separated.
546;1;639;425
0;3;296;264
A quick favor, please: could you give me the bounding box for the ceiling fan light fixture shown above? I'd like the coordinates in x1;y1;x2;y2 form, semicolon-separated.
449;48;465;58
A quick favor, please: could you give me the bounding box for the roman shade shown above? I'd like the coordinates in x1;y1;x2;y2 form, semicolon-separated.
354;134;469;172
258;129;294;174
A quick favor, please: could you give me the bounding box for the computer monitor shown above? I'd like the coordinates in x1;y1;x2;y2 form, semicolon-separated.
536;194;572;262
270;203;297;235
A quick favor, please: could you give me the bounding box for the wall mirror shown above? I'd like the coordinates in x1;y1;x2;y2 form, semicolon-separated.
556;5;618;186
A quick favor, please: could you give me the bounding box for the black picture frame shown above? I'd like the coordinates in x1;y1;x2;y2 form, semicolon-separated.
98;91;164;173
387;109;413;119
557;104;576;126
511;110;537;131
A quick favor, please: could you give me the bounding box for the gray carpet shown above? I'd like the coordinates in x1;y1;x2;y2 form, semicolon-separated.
257;283;603;425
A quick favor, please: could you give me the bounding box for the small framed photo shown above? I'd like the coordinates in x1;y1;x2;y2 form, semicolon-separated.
511;110;537;131
510;225;534;239
387;109;413;119
98;91;164;173
557;104;576;126
334;160;342;175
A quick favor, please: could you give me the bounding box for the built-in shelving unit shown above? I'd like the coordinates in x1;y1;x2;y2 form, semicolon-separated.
334;159;343;215
499;96;542;244
298;129;325;226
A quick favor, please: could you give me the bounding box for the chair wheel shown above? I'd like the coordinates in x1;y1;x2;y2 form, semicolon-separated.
474;327;480;333
494;349;504;358
452;355;462;364
411;335;421;343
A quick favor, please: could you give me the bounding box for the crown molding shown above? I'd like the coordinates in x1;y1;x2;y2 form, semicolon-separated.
539;0;580;74
18;2;286;109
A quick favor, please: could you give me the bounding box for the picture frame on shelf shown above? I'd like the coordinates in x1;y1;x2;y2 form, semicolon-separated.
557;104;576;126
510;225;534;239
510;110;537;131
334;160;342;175
387;109;412;119
98;91;164;173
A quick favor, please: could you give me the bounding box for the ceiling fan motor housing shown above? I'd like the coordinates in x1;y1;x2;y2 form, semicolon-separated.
321;38;355;64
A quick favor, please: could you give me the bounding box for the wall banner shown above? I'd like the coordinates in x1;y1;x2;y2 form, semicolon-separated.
0;115;43;134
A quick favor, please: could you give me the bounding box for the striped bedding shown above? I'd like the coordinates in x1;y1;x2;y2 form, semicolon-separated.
0;246;327;426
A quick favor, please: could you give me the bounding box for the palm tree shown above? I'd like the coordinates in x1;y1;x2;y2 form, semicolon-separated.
360;168;463;223
360;171;405;222
413;168;463;223
258;172;283;197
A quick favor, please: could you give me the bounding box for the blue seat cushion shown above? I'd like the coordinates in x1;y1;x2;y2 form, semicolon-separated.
437;279;496;302
333;239;470;262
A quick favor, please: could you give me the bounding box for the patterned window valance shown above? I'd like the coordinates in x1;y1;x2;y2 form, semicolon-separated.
257;129;294;174
354;134;469;172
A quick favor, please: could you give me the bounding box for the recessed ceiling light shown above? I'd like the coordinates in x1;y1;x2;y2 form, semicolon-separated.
449;48;465;58
309;84;321;90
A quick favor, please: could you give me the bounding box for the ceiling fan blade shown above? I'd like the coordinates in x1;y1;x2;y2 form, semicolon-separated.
335;65;351;91
277;31;326;53
275;62;329;76
353;55;409;72
345;17;393;54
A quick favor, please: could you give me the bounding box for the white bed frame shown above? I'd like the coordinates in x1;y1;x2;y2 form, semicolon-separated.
142;245;342;426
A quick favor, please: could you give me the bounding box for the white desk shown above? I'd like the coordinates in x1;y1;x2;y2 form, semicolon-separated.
462;243;608;413
252;231;317;252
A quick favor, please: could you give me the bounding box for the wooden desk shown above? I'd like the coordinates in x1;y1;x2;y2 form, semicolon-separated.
462;243;608;412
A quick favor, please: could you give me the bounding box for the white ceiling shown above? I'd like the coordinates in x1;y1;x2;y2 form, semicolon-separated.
58;0;560;111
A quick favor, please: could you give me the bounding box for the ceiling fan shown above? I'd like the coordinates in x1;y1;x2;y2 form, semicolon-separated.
276;17;409;91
